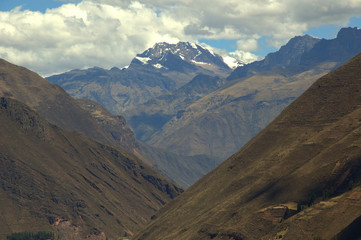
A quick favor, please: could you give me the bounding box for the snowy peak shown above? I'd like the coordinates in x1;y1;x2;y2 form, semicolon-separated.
131;42;230;70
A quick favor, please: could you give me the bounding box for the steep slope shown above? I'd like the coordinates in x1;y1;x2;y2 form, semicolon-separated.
47;42;232;113
147;27;361;160
0;97;182;239
135;51;361;239
0;58;118;147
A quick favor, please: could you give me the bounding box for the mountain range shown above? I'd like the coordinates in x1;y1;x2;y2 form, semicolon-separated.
135;45;361;240
129;27;361;160
46;27;361;184
47;42;233;114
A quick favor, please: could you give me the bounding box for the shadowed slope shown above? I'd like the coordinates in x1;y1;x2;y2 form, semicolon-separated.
0;97;182;239
134;52;361;239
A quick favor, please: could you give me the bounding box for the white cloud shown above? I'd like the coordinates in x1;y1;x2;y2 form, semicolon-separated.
0;1;193;76
0;0;361;75
236;38;258;52
230;50;261;64
199;43;261;66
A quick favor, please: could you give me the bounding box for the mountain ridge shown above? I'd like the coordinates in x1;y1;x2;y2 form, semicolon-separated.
229;27;361;80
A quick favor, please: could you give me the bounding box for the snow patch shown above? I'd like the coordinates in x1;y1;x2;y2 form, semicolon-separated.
153;63;166;69
135;56;151;64
190;42;198;49
207;48;215;56
191;60;210;65
193;50;202;59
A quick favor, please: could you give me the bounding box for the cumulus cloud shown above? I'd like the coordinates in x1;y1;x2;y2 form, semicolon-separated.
0;1;192;75
200;42;261;66
236;38;259;52
228;50;261;64
1;0;361;75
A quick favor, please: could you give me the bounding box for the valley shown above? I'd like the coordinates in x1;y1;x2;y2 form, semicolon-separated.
1;18;361;240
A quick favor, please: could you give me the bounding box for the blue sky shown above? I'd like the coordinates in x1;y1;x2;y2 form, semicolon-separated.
1;0;361;75
0;0;65;12
201;22;361;56
0;0;85;12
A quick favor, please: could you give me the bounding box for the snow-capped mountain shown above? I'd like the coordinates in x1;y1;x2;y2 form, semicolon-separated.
130;42;231;71
47;41;233;114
